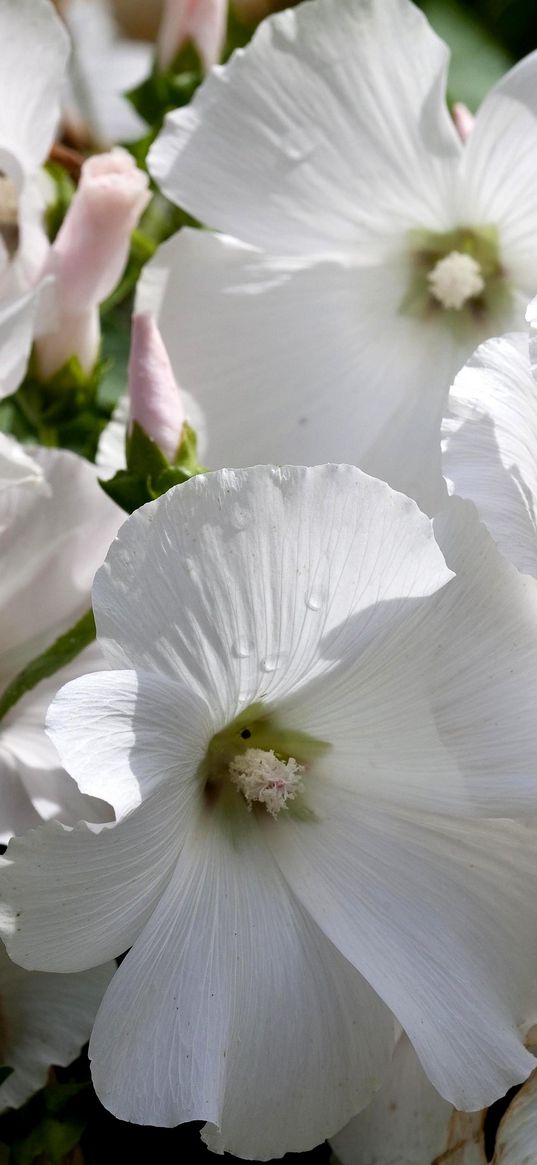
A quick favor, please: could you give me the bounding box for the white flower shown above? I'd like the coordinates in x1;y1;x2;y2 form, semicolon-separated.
442;326;537;579
62;0;153;147
0;437;121;842
0;0;69;398
141;0;537;510
332;1033;537;1165
3;466;537;1156
0;941;114;1111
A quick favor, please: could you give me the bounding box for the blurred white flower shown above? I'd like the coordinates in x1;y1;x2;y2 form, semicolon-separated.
0;0;69;399
0;436;121;842
35;148;150;380
442;324;537;579
62;0;153;147
332;1033;537;1165
143;0;537;510
0;941;114;1111
4;466;537;1155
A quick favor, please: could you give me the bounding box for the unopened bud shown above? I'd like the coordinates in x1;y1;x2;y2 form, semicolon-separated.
35;149;150;380
452;103;475;143
128;311;186;461
157;0;227;71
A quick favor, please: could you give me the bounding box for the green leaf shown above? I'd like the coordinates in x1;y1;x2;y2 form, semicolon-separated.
126;48;203;127
0;354;115;460
43;163;75;244
420;0;513;110
0;610;95;724
0;1068;13;1087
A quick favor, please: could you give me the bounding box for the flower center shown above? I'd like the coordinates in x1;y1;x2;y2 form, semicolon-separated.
0;171;19;261
400;224;511;333
200;701;329;823
229;748;304;818
427;251;484;310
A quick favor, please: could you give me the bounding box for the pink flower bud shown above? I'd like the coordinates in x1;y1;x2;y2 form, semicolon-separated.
128;311;186;461
452;103;475;143
157;0;227;71
36;148;150;380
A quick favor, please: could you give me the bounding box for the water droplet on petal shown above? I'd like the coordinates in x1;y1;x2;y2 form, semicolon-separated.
305;590;325;612
260;652;288;673
232;638;252;659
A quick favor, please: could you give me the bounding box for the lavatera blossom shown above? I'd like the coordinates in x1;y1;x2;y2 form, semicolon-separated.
4;467;537;1157
0;0;69;399
143;0;537;511
0;434;121;842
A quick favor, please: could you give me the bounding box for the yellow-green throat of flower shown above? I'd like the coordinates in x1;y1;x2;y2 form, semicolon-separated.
201;703;329;821
401;224;511;333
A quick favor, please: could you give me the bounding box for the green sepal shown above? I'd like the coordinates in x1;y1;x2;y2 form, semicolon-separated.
127;420;169;478
0;1068;13;1088
0;352;114;461
0;610;95;725
100;421;206;514
0;1082;90;1165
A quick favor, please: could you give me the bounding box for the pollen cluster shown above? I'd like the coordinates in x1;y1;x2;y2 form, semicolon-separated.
229;747;305;818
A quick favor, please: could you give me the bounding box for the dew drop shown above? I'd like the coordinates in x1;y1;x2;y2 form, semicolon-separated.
260;652;288;673
305;591;324;612
261;655;279;673
232;638;252;659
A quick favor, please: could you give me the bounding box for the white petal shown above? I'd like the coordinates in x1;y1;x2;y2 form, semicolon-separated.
64;0;151;147
0;286;41;401
459;51;537;293
137;229;465;509
331;1034;454;1165
95;395;128;478
0;643;116;844
268;797;537;1110
0;943;114;1110
427;500;537;816
93;464;452;723
0;436;43;492
0;446;121;688
495;1069;537;1165
90;814;395;1157
0;786;185;972
149;0;460;253
47;669;211;820
442;332;537;578
0;0;69;168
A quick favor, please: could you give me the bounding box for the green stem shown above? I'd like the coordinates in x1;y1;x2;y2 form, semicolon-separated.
0;609;96;723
